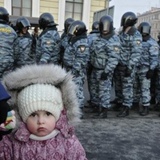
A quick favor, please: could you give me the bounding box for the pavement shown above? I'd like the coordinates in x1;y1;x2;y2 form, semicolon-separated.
75;82;160;160
75;108;160;160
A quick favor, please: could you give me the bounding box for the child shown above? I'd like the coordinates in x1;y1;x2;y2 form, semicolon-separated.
0;82;16;140
0;64;87;160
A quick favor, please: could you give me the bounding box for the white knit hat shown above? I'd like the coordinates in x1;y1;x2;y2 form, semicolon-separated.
17;84;63;122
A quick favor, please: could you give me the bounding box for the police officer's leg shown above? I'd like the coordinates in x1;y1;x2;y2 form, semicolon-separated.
113;65;123;111
139;73;150;116
98;77;112;118
87;70;100;113
117;71;134;117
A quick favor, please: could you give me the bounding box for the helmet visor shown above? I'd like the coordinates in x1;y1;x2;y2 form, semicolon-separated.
68;24;78;36
141;26;150;34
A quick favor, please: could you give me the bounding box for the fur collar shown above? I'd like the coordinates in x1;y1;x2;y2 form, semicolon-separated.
2;64;81;126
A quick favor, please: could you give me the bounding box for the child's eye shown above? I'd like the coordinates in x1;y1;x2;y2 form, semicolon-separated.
46;112;52;116
30;113;37;117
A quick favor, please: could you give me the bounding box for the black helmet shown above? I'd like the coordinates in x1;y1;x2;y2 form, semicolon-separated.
68;20;87;36
157;33;160;40
138;22;151;35
16;17;31;32
99;15;114;35
10;21;17;31
0;7;9;23
64;18;74;33
121;11;137;27
92;21;99;31
39;12;57;30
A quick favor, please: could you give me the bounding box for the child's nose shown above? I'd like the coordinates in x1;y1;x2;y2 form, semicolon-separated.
38;116;45;124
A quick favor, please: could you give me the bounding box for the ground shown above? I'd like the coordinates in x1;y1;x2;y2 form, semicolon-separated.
76;110;160;160
77;82;160;160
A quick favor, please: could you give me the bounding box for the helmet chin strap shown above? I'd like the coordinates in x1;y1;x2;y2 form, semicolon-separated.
124;26;131;34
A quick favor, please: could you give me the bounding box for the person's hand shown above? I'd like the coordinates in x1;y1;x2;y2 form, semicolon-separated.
101;72;108;80
0;100;10;124
146;69;154;79
125;68;132;77
0;110;16;140
0;110;16;131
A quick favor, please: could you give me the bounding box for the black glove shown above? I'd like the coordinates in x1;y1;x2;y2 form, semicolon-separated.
0;130;12;140
0;101;12;140
0;100;11;124
87;65;93;76
125;68;132;77
146;69;154;79
101;72;108;80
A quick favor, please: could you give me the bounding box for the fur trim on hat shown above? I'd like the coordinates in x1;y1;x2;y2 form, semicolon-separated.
3;64;81;125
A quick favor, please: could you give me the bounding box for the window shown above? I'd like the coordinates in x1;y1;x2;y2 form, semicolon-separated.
65;0;83;20
12;0;32;17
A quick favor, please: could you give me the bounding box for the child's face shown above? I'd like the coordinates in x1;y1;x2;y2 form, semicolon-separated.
26;110;56;137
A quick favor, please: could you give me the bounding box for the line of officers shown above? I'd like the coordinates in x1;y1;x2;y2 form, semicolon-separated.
0;6;160;119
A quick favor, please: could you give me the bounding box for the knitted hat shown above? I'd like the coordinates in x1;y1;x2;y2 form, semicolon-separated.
17;84;63;122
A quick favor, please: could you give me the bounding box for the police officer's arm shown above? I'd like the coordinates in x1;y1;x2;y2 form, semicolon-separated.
149;41;159;70
104;40;121;74
128;35;142;70
39;32;60;64
72;44;90;73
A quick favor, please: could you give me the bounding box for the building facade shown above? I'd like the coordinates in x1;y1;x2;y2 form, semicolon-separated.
137;7;160;40
0;0;110;32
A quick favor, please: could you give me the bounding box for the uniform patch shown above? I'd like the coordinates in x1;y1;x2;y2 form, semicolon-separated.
46;41;51;45
0;28;11;33
79;45;86;53
136;40;141;45
154;46;159;50
114;47;119;52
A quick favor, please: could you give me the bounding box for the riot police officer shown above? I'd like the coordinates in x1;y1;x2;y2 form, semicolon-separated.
61;18;74;39
88;21;100;46
14;17;34;68
133;22;159;116
0;7;17;80
115;11;142;117
86;21;100;108
154;32;160;114
36;12;60;64
89;15;121;118
62;20;90;110
60;18;74;65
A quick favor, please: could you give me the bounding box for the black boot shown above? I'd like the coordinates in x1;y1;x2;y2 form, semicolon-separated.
117;105;129;117
110;98;118;104
85;105;99;113
139;106;149;116
154;102;160;111
98;107;108;118
84;100;92;108
150;96;156;105
112;102;122;111
132;102;139;111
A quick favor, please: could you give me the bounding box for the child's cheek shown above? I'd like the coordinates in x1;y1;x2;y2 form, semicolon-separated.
26;120;37;133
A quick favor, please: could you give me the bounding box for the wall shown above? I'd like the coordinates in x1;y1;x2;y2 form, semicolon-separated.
40;0;59;23
137;9;160;40
2;0;110;33
0;0;4;7
89;0;107;31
